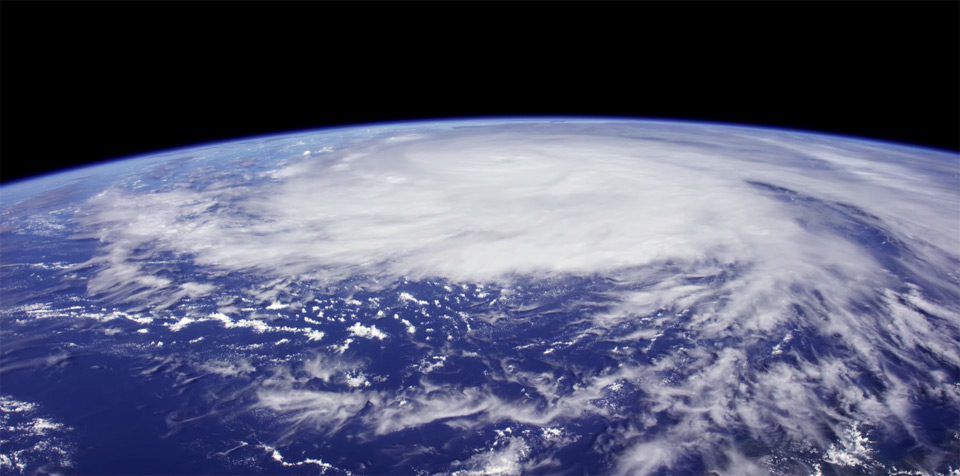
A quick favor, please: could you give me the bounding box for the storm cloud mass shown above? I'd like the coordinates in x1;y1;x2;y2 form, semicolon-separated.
2;120;959;475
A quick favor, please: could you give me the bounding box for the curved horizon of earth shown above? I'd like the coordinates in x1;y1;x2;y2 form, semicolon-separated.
1;118;958;476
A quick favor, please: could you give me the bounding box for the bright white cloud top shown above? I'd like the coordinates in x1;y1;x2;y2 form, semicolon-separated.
1;119;958;475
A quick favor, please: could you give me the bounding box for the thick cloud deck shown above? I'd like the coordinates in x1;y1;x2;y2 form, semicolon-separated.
83;123;957;291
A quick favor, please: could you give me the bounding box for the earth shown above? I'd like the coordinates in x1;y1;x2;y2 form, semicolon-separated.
1;118;958;476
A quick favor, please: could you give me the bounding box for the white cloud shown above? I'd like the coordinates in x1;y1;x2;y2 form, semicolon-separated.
450;437;530;476
166;316;196;332
347;322;387;340
254;388;372;435
68;121;960;474
76;125;957;326
0;396;74;474
823;423;873;467
198;359;256;377
301;353;362;383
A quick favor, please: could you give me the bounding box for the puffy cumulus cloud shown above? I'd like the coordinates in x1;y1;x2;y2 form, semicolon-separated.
73;121;960;474
449;437;530;476
347;322;387;340
0;396;75;474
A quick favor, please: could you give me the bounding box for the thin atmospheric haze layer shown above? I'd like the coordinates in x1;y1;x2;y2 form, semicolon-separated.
0;119;959;476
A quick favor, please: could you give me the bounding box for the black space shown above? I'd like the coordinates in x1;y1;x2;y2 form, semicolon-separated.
2;2;958;185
